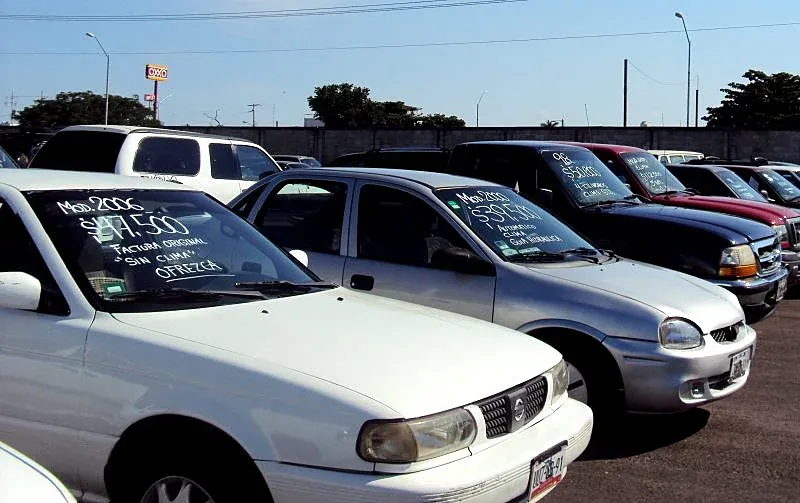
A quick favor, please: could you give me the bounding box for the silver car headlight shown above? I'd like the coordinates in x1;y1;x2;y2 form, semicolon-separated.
659;318;704;350
357;408;477;463
549;359;569;404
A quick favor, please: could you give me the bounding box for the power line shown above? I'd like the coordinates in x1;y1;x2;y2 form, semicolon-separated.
2;21;798;55
0;0;529;22
628;61;683;87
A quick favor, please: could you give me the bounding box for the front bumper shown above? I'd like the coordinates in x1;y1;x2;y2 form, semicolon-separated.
603;324;757;413
782;251;800;286
709;266;788;308
258;398;593;503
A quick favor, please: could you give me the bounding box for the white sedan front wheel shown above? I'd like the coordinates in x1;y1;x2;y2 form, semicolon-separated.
140;476;215;503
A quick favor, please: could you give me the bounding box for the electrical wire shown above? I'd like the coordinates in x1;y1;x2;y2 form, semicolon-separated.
628;61;684;87
2;21;798;55
0;0;530;22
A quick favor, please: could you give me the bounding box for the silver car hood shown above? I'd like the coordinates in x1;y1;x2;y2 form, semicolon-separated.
527;259;744;334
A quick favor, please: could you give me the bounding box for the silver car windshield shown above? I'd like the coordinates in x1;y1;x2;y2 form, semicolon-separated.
539;148;635;206
436;187;593;259
26;189;318;312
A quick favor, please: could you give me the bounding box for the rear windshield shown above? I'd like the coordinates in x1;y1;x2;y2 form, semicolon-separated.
29;131;125;173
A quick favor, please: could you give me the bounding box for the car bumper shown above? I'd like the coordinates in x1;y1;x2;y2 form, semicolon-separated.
709;266;788;308
257;398;593;503
782;251;800;286
603;324;757;413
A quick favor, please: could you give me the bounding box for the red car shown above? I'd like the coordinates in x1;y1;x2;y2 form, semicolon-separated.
568;142;800;287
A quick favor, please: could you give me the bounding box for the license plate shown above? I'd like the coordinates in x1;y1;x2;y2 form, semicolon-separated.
729;348;751;382
776;277;788;301
528;442;567;502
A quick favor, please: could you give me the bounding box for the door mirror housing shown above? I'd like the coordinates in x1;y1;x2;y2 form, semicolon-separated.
0;272;41;311
537;188;554;208
289;249;310;268
430;246;495;276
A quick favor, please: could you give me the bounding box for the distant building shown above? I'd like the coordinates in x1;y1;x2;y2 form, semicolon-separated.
304;117;325;128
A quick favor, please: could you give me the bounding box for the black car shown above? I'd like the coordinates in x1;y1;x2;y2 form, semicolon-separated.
689;163;800;209
665;164;770;203
444;141;787;318
326;147;450;172
273;154;321;167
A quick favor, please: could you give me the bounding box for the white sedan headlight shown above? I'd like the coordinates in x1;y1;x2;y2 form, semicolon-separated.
358;408;477;463
549;359;569;404
659;318;704;350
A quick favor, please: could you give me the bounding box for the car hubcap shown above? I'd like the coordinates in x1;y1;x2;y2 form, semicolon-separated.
140;476;214;503
566;361;589;404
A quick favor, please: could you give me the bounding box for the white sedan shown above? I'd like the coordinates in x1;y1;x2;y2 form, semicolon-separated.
0;169;592;503
0;440;76;503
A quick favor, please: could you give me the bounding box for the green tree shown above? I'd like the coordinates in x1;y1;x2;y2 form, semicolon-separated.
307;83;465;128
14;91;160;128
704;70;800;128
540;120;561;128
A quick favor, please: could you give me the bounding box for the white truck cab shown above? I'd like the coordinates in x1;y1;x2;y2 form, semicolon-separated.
28;125;282;203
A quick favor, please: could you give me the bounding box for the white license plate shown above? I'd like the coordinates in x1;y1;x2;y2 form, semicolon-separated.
729;348;751;382
528;443;567;502
776;277;788;301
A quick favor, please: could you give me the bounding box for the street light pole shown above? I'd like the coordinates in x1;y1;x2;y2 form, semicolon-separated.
85;32;110;125
476;91;486;127
675;12;691;128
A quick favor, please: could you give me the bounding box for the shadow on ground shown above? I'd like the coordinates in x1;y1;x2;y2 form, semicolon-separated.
578;407;710;461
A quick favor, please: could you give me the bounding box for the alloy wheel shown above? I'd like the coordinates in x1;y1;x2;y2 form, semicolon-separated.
139;476;215;503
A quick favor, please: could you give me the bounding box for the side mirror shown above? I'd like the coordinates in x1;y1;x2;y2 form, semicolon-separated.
0;272;41;311
289;249;310;268
430;246;495;276
537;188;554;208
759;189;774;201
623;183;632;190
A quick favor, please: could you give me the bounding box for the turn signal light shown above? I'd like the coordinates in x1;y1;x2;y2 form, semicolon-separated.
718;264;758;278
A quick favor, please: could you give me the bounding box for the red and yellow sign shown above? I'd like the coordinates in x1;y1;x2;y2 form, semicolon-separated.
145;64;168;81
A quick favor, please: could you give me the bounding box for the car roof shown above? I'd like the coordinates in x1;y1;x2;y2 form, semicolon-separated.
312;167;503;189
559;142;646;154
60;124;253;143
461;140;591;151
0;169;197;192
648;150;705;156
666;164;733;173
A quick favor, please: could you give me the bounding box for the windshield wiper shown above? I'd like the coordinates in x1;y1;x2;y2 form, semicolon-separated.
583;198;639;208
507;251;566;263
105;287;262;303
559;247;601;264
660;188;697;196
234;280;338;294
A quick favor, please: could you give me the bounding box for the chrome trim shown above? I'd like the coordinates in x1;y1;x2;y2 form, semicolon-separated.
750;236;781;275
787;217;800;251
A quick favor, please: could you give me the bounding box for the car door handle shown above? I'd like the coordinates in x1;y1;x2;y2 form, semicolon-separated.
350;274;374;291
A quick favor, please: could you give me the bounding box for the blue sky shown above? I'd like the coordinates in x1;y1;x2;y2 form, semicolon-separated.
1;0;799;127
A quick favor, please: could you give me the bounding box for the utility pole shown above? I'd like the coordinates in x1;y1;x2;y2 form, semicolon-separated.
476;91;486;127
675;12;691;128
623;58;628;127
247;103;261;127
695;75;700;127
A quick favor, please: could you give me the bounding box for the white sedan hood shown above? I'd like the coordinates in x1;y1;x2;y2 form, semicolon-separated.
532;259;744;334
112;289;561;418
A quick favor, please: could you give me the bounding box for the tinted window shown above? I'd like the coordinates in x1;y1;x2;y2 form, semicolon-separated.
256;180;347;254
237;145;279;181
760;169;800;201
774;169;800;189
0;146;19;169
209;143;238;179
358;185;470;267
133;137;200;176
716;170;768;201
540;148;634;205
27;189;314;312
436;187;592;259
593;150;629;184
29;131;125;173
619;152;685;195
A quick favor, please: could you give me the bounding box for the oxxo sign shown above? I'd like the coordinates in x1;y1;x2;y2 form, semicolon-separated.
145;64;168;82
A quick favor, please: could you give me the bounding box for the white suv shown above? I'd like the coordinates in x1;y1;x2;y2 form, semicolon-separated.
28;125;282;203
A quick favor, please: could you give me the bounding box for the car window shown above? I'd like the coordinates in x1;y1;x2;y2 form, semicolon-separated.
301;157;322;167
619;152;685;195
774;169;800;189
435;187;593;259
684;155;702;161
357;184;471;267
236;145;280;181
29;131;125;173
760;169;800;201
209;143;239;180
658;155;669;164
592;151;629;184
716;170;768;201
133;137;200;176
0;199;69;315
255;180;348;254
669;155;685;164
26;189;315;313
539;148;635;206
0;146;19;169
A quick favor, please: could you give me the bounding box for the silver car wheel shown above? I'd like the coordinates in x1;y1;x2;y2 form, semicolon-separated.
140;476;215;503
566;361;589;404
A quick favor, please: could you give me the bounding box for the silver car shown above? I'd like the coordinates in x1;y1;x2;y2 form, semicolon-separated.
231;168;757;417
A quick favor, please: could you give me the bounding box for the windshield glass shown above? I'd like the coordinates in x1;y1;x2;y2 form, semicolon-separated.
436;187;593;258
26;189;317;312
773;169;800;189
717;169;768;201
760;169;800;201
0;146;19;169
540;148;635;206
619;152;686;194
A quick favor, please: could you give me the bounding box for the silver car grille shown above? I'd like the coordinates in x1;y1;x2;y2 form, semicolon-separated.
751;237;782;274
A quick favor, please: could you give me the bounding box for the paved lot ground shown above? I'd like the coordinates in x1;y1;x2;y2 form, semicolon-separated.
549;298;800;503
